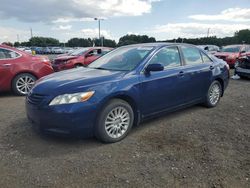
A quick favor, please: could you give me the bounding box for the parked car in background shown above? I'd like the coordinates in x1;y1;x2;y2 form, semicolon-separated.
214;44;250;68
17;47;32;54
26;43;229;143
0;44;54;95
33;47;43;54
63;47;74;54
51;47;63;54
52;47;113;71
42;47;52;54
197;45;220;55
235;54;250;78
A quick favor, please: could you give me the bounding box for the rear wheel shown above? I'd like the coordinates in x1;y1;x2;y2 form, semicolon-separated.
205;80;222;108
95;99;134;143
12;73;36;96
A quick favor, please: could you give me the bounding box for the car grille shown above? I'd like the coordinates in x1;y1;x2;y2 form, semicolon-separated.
53;59;65;65
27;93;47;105
238;59;250;69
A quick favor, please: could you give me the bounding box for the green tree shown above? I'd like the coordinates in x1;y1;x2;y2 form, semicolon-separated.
118;34;156;46
29;37;60;47
67;38;92;47
234;29;250;44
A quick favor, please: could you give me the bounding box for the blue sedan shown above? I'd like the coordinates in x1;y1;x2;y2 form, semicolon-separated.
26;43;229;143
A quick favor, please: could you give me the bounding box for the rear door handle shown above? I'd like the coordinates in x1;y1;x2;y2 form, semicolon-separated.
210;65;214;70
2;64;11;67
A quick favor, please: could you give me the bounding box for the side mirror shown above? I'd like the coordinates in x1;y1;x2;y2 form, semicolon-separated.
240;50;246;54
145;63;164;73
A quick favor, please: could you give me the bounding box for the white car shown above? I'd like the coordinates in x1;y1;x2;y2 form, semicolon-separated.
17;47;32;54
52;47;63;54
197;45;220;55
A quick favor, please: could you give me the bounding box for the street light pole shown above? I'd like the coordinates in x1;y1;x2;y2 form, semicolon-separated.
94;18;104;46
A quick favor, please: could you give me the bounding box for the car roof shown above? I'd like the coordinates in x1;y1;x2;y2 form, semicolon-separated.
223;44;249;47
122;42;197;48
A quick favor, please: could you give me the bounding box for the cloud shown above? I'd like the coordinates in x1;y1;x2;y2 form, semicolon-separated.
0;0;158;23
146;22;250;39
189;8;250;22
52;17;95;23
0;27;30;43
52;25;72;30
81;28;113;39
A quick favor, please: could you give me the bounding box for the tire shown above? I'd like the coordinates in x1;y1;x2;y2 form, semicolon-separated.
12;73;37;96
95;99;134;143
204;80;222;108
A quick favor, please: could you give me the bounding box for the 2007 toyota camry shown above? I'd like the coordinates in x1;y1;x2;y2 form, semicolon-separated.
26;43;229;143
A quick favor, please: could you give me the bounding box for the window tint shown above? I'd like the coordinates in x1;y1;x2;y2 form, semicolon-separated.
245;45;250;52
181;46;203;65
102;49;112;55
0;48;20;59
148;47;181;68
201;52;212;63
88;46;154;71
88;49;102;56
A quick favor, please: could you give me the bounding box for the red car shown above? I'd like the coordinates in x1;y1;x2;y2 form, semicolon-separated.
214;45;250;68
0;45;54;95
52;47;113;71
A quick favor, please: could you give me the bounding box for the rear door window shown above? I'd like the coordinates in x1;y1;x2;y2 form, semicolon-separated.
0;48;20;59
181;46;203;65
201;52;212;63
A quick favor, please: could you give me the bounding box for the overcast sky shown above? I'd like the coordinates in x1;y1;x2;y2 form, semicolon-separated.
1;0;250;43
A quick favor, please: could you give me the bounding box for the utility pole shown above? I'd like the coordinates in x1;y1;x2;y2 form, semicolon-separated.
207;28;210;38
17;34;20;43
30;28;33;38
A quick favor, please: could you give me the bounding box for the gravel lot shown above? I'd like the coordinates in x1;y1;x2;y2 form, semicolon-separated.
0;76;249;188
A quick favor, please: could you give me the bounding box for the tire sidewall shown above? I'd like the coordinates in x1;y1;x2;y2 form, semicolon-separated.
95;99;134;143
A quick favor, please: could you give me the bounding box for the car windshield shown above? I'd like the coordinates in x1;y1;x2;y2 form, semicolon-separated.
70;48;90;56
88;46;154;71
221;46;241;53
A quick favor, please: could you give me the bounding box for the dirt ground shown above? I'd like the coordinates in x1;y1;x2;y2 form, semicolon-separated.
0;77;249;188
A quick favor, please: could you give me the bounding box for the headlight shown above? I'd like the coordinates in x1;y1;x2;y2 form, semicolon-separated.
227;55;236;60
235;61;239;67
49;91;95;106
62;60;69;64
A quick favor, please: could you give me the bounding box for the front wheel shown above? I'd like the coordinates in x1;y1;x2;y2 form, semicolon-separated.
95;99;134;143
12;73;36;96
204;80;222;108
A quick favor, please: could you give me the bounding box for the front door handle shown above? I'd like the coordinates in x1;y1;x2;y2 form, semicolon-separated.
178;71;185;77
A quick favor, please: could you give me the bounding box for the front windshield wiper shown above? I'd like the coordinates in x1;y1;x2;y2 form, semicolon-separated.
90;67;111;70
89;67;128;71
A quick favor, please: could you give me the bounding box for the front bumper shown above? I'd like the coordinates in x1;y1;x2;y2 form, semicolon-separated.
25;99;97;137
235;67;250;78
52;63;74;72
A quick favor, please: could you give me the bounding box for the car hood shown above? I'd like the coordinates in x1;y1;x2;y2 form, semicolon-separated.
214;52;239;57
54;55;78;61
32;67;126;95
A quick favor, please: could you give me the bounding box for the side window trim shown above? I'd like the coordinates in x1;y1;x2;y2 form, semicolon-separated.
0;47;22;60
200;51;213;63
180;45;204;66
